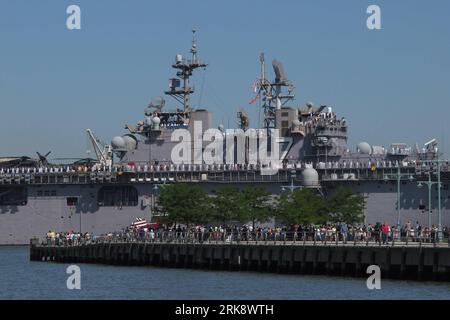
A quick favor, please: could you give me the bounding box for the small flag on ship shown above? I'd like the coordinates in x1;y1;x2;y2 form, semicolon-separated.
249;94;260;104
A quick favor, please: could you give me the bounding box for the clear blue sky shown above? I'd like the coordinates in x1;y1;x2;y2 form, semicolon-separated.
1;0;449;159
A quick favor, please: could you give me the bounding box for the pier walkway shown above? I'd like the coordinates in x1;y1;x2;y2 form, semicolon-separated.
30;235;450;282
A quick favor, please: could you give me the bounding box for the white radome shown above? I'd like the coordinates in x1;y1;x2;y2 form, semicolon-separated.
111;136;125;149
122;135;137;150
152;116;161;125
358;142;372;155
301;167;319;187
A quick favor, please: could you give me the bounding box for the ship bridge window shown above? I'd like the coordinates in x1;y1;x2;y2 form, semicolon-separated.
0;187;27;206
98;186;138;207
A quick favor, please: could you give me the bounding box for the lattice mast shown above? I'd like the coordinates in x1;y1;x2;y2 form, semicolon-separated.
255;53;295;131
164;29;208;113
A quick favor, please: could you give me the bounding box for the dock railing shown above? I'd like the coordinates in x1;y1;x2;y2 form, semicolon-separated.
35;229;450;248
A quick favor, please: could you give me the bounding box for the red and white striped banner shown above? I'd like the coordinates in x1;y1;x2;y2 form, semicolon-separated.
131;217;148;229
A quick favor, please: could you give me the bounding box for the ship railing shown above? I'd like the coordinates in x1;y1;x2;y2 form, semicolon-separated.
1;161;429;185
36;230;450;248
0;159;430;176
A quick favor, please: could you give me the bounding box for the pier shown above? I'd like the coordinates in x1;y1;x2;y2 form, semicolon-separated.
30;240;450;282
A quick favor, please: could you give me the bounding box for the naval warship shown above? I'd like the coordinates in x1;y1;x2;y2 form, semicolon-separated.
1;32;449;245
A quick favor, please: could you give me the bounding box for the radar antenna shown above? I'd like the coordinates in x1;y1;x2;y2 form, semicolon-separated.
252;53;295;131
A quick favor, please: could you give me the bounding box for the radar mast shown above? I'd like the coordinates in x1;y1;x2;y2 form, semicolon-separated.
255;53;295;131
165;29;208;113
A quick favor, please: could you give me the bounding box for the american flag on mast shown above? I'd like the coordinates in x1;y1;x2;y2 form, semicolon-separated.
252;80;259;93
248;94;260;105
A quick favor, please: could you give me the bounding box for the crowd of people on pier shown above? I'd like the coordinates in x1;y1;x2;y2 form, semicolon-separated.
44;220;449;246
45;230;92;246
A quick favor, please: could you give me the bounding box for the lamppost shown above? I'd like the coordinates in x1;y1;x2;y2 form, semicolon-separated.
417;172;436;229
383;165;415;239
417;159;444;242
151;178;168;219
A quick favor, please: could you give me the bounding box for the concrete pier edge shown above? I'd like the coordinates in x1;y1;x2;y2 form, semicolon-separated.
29;242;450;282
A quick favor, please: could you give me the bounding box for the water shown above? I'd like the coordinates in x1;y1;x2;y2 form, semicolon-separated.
1;246;449;300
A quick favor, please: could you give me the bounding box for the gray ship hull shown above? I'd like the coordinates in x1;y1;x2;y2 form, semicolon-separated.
1;180;449;245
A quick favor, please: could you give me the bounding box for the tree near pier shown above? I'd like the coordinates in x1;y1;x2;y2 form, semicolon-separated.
158;184;210;227
326;186;365;224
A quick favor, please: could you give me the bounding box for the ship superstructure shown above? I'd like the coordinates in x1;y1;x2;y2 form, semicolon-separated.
1;32;449;244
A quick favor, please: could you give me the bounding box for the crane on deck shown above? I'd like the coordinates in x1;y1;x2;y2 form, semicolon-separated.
86;129;113;167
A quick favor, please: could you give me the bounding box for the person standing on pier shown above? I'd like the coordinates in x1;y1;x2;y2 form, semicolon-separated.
415;221;422;241
406;220;412;240
381;222;390;244
340;223;348;244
